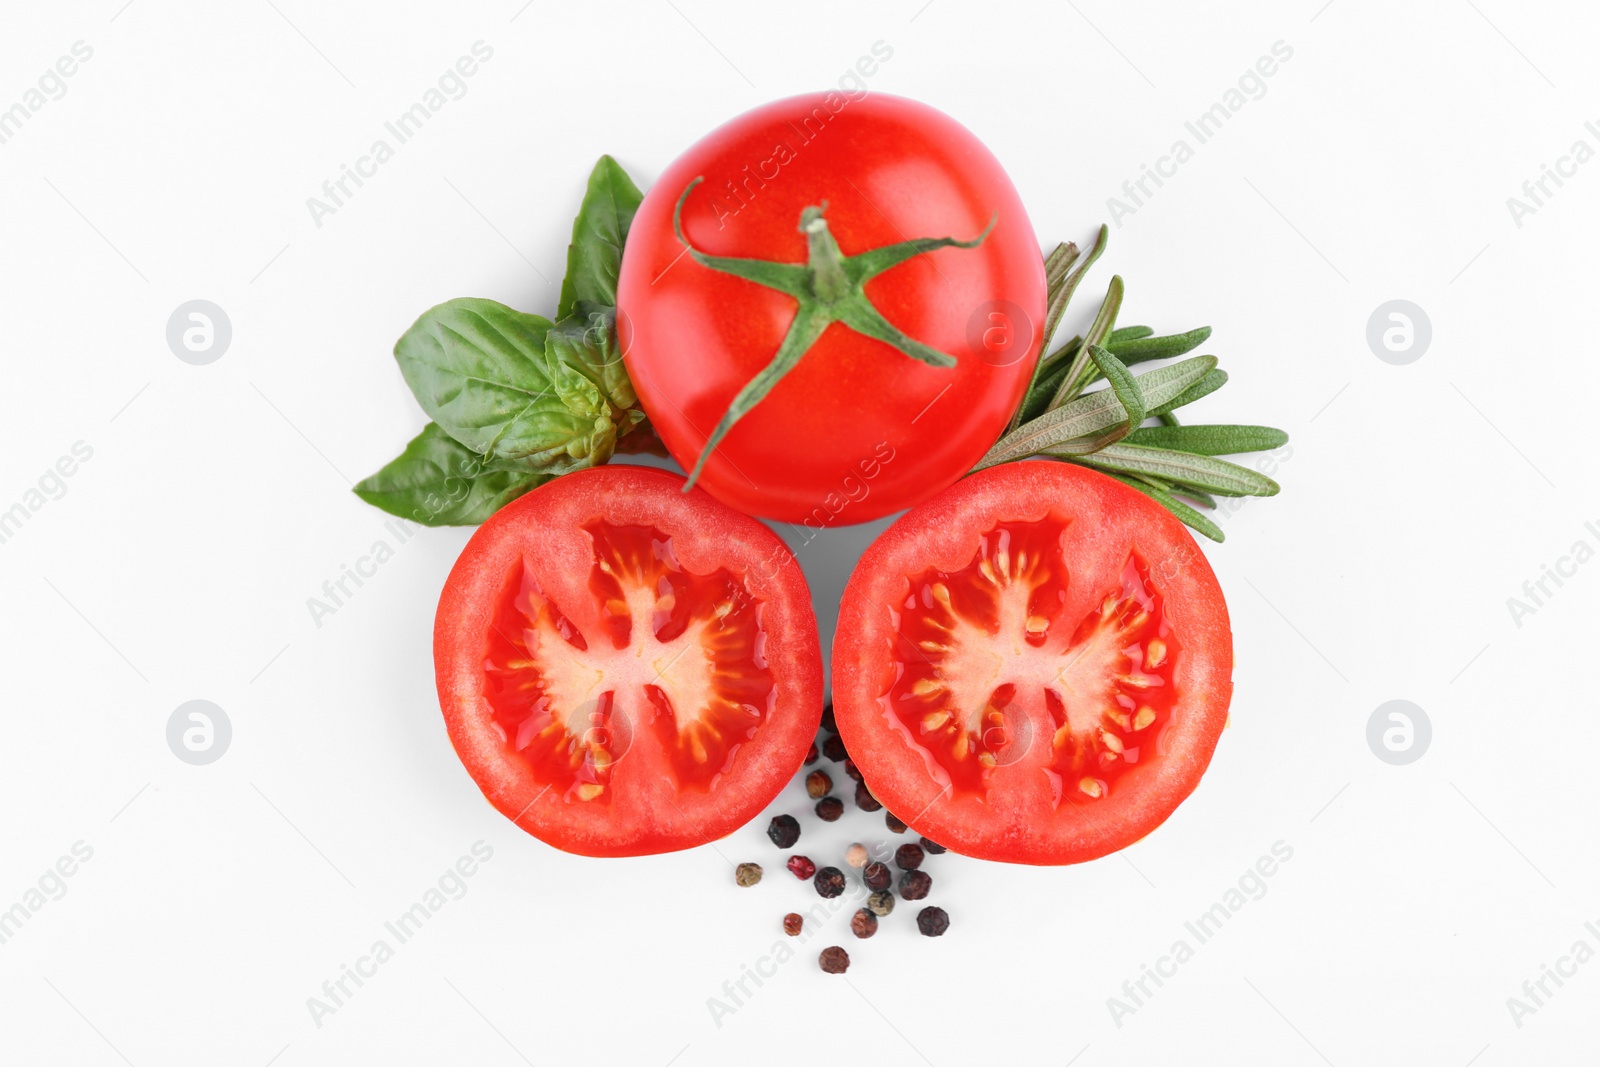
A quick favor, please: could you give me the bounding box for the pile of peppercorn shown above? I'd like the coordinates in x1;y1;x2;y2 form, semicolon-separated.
733;704;951;974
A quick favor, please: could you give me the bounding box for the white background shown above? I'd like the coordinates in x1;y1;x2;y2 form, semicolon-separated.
2;0;1596;1063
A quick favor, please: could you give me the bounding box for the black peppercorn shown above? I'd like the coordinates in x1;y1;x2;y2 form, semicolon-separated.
821;704;837;733
823;735;847;762
805;770;832;799
814;866;846;898
767;814;801;848
899;869;931;900
867;889;895;917
916;906;950;937
842;758;863;783
862;861;891;891
920;836;947;854
783;912;803;936
815;796;844;822
819;946;850;974
894;843;925;870
854;781;882;812
885;812;908;834
735;862;763;887
850;908;879;939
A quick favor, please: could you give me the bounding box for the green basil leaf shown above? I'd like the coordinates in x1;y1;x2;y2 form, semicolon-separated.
1075;442;1280;497
1126;423;1289;455
546;308;639;411
393;297;606;467
557;156;643;321
353;423;547;526
543;333;605;419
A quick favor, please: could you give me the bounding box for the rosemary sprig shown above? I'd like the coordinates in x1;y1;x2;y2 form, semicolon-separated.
1007;226;1108;433
979;230;1287;542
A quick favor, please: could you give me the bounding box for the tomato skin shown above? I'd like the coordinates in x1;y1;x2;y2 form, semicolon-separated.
434;465;823;857
617;92;1046;525
831;462;1234;865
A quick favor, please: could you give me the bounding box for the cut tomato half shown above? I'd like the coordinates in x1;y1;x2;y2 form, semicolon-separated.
832;462;1233;864
435;465;823;857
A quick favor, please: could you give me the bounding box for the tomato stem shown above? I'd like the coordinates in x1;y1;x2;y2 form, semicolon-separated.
670;177;997;491
800;205;852;303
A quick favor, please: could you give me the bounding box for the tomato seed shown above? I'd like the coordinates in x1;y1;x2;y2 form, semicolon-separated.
767;815;801;848
851;908;879;939
867;890;895;917
898;870;932;900
815;796;844;822
894;843;925;870
783;913;803;936
805;770;833;799
862;862;891;891
787;855;816;880
819;946;850;974
814;866;846;898
916;906;950;937
735;863;763;887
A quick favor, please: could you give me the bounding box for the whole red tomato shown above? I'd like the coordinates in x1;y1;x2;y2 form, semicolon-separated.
616;92;1046;526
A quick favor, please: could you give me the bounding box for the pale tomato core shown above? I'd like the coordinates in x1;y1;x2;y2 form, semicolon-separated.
482;521;774;802
885;519;1180;804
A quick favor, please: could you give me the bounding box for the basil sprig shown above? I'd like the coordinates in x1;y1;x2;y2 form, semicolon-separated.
352;423;552;526
354;157;651;525
558;155;643;321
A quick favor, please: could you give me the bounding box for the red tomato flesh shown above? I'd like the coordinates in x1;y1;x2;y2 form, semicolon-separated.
832;463;1233;865
436;466;822;857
